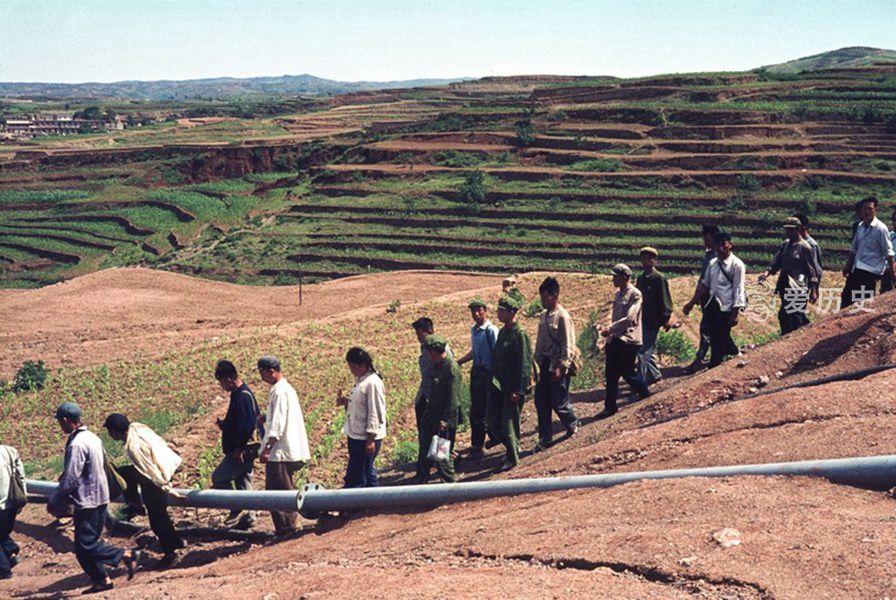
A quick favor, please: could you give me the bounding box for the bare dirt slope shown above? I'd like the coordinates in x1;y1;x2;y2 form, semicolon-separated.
0;267;503;377
3;270;896;599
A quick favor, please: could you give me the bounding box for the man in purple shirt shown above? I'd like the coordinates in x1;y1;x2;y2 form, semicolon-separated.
48;402;140;594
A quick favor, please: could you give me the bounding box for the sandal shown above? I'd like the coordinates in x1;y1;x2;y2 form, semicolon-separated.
124;549;142;580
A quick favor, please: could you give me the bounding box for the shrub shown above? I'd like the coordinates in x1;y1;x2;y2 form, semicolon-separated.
569;159;623;172
801;197;818;216
273;154;292;172
391;439;418;466
14;360;48;392
656;330;696;364
514;110;537;146
459;170;487;205
735;173;762;195
434;150;481;168
572;309;603;391
523;297;544;318
386;299;401;313
724;194;747;212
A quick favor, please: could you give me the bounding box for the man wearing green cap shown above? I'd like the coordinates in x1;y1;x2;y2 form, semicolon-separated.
636;247;674;385
414;335;460;483
759;217;821;334
457;298;500;457
411;317;453;482
490;294;533;470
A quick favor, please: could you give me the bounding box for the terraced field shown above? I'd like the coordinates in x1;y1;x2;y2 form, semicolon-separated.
2;65;895;286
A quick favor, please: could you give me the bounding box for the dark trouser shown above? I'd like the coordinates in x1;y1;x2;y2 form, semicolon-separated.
777;290;810;335
469;366;499;448
604;338;650;413
694;304;712;362
417;423;456;483
265;461;303;534
705;299;739;368
73;505;124;584
639;325;662;384
344;438;381;488
414;400;429;479
135;471;183;554
881;276;894;293
0;508;19;576
212;452;257;520
486;392;522;466
117;464;143;508
534;359;578;446
840;268;880;309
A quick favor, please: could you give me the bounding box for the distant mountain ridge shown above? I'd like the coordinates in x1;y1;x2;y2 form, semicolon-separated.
0;73;465;100
759;46;896;74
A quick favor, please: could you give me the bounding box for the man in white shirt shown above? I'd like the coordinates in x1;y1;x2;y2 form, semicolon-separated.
683;230;746;368
597;264;651;419
841;196;895;307
103;414;184;568
257;356;310;536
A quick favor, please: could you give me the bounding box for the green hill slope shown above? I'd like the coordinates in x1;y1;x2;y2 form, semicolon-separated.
759;46;896;74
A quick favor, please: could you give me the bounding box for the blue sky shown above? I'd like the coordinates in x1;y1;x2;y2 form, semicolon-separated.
0;0;893;83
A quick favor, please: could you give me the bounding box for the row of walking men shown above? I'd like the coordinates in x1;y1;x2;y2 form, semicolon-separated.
2;196;893;591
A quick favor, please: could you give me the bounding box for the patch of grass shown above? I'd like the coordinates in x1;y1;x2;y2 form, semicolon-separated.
656;330;697;364
567;159;624;172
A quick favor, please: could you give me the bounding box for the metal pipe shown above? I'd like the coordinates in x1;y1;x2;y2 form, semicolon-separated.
26;480;300;513
26;455;896;519
295;455;896;518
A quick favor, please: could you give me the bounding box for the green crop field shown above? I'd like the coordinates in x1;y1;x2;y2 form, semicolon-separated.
2;62;896;287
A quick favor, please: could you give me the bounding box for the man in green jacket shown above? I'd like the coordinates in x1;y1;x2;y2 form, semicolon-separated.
489;294;533;471
636;247;674;385
415;335;460;483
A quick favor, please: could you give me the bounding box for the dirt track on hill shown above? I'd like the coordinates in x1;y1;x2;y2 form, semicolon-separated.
0;267;503;377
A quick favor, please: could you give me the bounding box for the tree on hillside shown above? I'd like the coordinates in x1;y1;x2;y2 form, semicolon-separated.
74;106;104;121
514;108;537;146
459;170;488;206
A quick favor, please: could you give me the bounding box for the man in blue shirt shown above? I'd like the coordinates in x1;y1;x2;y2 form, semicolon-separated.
213;360;261;529
457;298;500;457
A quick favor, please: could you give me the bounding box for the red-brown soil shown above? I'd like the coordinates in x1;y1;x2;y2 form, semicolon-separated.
0;267;503;377
3;270;896;598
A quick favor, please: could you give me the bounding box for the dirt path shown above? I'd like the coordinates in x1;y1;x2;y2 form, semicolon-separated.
0;267;503;377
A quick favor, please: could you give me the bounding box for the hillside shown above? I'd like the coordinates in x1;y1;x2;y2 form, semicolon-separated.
0;74;465;100
760;46;896;74
2;60;895;290
1;267;894;598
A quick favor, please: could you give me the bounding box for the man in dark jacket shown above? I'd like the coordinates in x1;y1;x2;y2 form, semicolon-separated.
213;360;260;529
759;217;821;334
416;335;460;484
489;294;533;471
636;247;673;385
